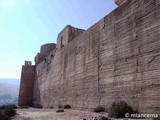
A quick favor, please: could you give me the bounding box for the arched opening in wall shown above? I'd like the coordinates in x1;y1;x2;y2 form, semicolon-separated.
60;36;64;48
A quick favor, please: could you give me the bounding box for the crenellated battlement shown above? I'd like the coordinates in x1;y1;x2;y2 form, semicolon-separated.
25;61;32;66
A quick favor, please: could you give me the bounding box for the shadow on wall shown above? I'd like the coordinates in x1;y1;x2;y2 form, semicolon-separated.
32;79;42;108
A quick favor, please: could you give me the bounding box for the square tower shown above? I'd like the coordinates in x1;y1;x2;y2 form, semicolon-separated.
57;25;85;49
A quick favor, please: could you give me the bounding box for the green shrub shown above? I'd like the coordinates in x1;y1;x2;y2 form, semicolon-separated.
0;106;16;120
108;101;137;118
4;108;16;117
0;114;10;120
56;109;64;113
153;116;160;120
93;106;105;113
63;104;71;109
0;105;6;110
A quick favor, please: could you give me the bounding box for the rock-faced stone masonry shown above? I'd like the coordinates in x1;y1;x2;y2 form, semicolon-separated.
18;0;160;113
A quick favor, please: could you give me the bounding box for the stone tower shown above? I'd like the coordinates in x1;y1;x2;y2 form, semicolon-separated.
18;61;35;106
57;25;85;49
35;43;56;65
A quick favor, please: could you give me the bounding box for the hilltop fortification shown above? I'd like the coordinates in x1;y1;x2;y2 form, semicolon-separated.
18;0;160;113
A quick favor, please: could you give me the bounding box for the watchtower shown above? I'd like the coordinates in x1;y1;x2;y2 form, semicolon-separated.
18;61;35;106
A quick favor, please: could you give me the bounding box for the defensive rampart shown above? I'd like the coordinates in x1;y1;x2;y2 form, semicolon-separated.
19;0;160;113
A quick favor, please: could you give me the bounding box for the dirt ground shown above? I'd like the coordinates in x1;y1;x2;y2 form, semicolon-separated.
12;108;108;120
12;108;153;120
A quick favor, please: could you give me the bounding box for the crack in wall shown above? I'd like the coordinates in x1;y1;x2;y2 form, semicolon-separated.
147;54;160;64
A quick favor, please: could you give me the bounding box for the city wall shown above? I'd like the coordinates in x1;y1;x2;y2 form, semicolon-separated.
19;0;160;113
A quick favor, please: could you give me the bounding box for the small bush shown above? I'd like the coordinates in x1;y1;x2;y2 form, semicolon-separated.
108;101;137;118
0;105;6;110
58;105;62;108
0;114;10;120
0;105;16;120
63;104;71;109
56;109;64;113
93;106;105;113
4;108;16;117
153;116;160;120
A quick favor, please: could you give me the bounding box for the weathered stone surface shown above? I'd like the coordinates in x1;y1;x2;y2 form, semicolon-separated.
19;0;160;113
35;43;56;66
114;0;127;6
18;61;35;106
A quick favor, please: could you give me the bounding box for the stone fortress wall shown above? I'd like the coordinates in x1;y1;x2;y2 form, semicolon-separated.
18;0;160;113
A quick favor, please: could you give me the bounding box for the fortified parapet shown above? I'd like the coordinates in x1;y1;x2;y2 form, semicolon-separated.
18;61;35;106
40;43;56;56
35;53;45;65
57;25;85;49
35;43;56;65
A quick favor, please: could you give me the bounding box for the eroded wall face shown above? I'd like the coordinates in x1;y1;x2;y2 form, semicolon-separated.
99;0;160;113
33;0;160;113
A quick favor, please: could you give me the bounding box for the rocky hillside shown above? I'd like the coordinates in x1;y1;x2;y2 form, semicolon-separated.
0;79;20;106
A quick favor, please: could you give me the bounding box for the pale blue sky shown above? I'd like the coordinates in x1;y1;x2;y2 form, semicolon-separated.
0;0;117;79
